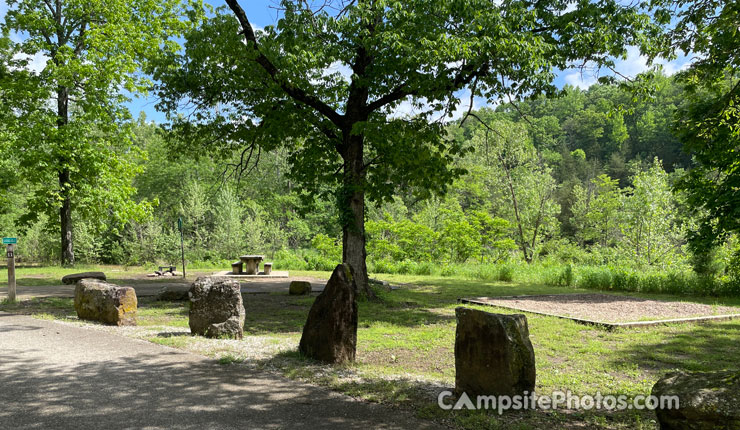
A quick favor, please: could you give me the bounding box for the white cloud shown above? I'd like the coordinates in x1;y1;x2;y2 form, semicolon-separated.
616;46;649;76
323;60;352;82
562;2;578;14
564;71;598;89
447;89;496;122
563;46;695;90
388;97;430;119
12;52;49;74
387;89;497;123
616;46;693;77
656;56;693;76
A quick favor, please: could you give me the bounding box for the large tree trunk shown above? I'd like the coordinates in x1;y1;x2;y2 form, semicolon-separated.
341;134;374;299
58;86;74;266
59;171;74;266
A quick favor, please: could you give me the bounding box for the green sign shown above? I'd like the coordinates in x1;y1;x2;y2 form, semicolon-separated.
2;237;17;244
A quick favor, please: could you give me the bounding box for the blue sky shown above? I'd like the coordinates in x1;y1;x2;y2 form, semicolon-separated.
2;0;692;123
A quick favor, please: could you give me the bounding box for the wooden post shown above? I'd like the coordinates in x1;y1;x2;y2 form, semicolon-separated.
7;244;16;303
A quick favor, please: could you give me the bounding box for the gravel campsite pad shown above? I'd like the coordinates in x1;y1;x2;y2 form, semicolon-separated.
463;293;740;325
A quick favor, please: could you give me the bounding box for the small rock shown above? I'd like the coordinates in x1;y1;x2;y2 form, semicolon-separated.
289;281;312;295
369;278;392;291
652;370;740;430
298;264;357;363
163;271;173;277
146;273;157;278
74;279;137;325
455;307;536;398
62;271;106;285
188;277;245;339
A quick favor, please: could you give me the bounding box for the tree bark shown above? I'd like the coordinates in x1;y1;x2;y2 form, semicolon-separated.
58;86;74;266
59;170;74;266
341;133;374;299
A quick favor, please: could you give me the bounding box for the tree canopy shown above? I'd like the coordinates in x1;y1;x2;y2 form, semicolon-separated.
153;0;658;294
646;0;740;263
1;0;187;265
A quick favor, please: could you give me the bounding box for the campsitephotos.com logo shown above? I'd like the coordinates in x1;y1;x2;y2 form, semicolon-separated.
438;390;680;415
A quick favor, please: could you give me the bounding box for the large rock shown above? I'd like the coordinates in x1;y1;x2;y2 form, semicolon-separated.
188;277;245;339
157;286;189;301
298;264;358;363
74;279;137;325
289;281;312;295
652;370;740;430
62;271;106;285
455;307;536;398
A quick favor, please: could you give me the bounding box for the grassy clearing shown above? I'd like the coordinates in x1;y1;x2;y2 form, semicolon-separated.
1;270;739;429
0;264;144;287
0;264;221;291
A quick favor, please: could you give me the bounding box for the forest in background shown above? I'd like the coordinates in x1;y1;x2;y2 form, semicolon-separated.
1;74;738;295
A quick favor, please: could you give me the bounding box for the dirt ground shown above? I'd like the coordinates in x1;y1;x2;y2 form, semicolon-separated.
466;293;740;323
0;273;329;299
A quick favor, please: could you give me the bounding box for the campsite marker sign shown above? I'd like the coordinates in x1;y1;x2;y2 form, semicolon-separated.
4;238;17;302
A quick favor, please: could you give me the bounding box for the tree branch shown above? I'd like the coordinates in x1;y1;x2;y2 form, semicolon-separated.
224;0;345;129
365;61;489;114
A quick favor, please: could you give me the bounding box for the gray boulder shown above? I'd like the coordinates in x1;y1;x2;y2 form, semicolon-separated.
455;307;536;398
298;264;357;363
157;287;189;301
188;277;245;339
74;279;137;326
652;370;740;430
289;281;312;295
62;271;106;285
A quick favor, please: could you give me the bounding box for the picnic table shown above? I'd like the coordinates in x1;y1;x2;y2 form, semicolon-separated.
239;255;264;275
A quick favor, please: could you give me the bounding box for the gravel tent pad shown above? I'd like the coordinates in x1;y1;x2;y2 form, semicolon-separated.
460;294;740;329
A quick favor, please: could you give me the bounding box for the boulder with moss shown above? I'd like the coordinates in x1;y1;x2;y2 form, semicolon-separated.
63;271;106;285
298;264;357;363
289;281;312;295
74;279;137;325
652;370;740;430
455;307;536;398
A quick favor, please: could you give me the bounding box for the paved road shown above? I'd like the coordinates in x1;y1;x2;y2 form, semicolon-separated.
0;313;441;429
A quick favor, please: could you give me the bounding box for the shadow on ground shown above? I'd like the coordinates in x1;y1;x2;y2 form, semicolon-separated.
608;320;740;373
0;347;434;429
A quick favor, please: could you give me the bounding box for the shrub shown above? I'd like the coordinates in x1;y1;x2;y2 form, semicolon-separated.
558;265;574;286
441;264;458;277
473;265;499;281
304;252;337;271
577;267;613;290
273;249;308;270
370;259;397;275
412;261;435;276
394;260;415;274
311;234;341;261
497;264;514;282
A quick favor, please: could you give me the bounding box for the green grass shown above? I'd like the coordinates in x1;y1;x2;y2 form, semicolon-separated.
147;334;192;349
218;353;247;365
0;264;145;287
0;297;76;318
135;298;190;327
2;268;739;429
